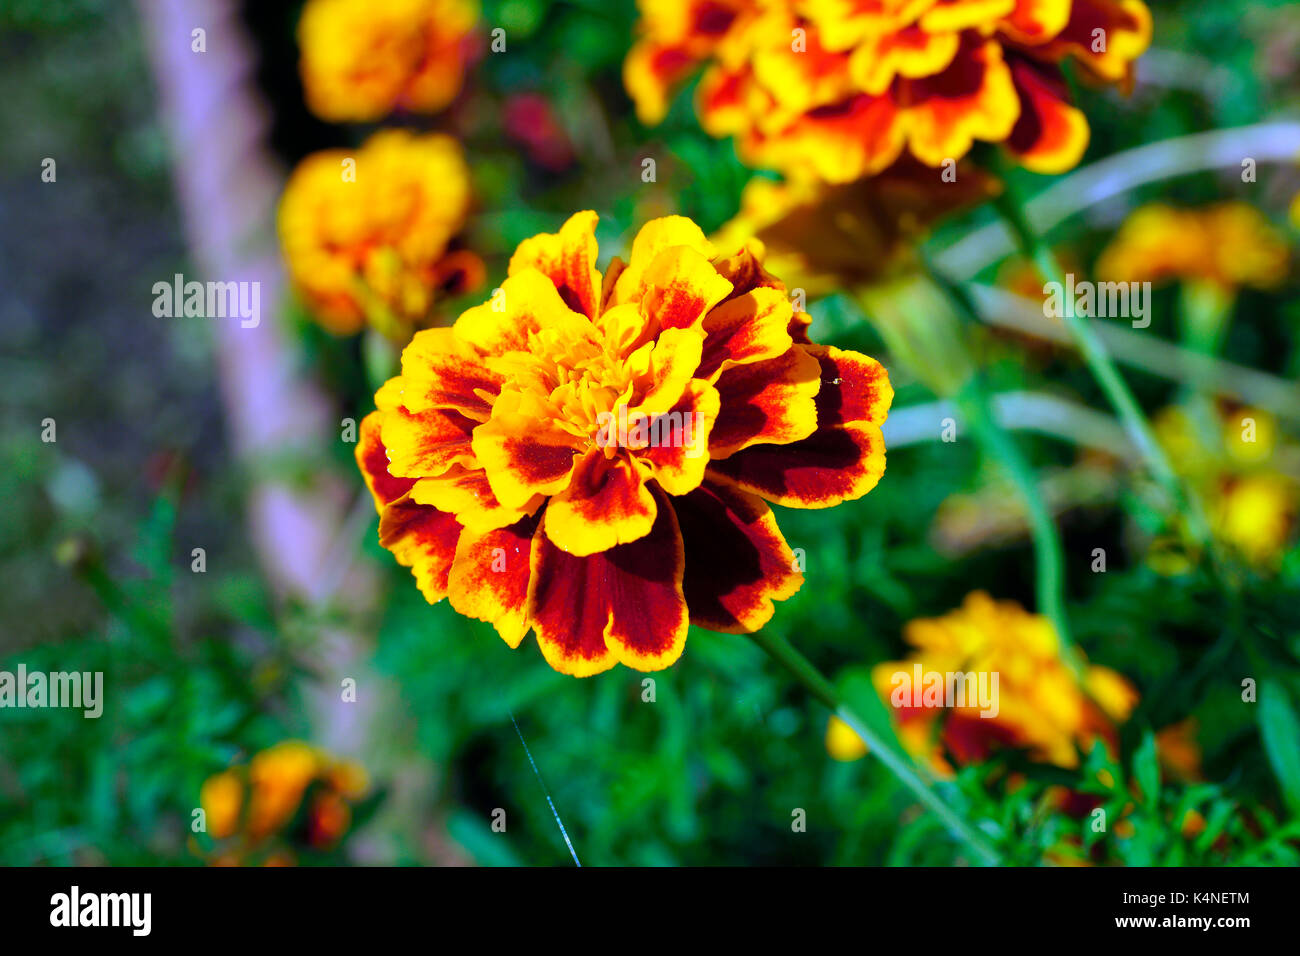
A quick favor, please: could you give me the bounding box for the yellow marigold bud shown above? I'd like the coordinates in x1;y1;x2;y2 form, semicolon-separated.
825;715;868;761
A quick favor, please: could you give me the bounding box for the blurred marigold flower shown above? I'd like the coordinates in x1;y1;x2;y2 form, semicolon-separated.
356;211;893;676
1096;202;1289;292
198;742;370;865
714;159;999;295
872;591;1136;772
1155;717;1202;782
278;130;482;336
298;0;479;122
625;0;1152;182
1153;404;1297;568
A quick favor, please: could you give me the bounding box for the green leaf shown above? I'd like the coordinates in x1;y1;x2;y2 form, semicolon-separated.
1132;731;1160;807
1258;683;1300;814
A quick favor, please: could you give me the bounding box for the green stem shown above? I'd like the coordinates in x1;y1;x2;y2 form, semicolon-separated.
992;190;1214;549
749;629;1002;866
953;376;1081;675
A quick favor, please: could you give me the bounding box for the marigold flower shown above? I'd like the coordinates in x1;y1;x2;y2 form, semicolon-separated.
356;211;893;676
197;742;370;864
1096;202;1289;292
278;130;482;335
872;591;1136;771
626;0;1152;182
298;0;479;122
714;159;999;295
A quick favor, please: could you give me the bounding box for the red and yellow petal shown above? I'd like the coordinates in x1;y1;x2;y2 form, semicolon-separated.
710;244;786;301
636;245;735;334
1043;0;1152;86
398;327;502;421
708;420;887;509
634;378;720;495
901;37;1021;167
543;451;658;557
708;345;821;458
380;405;479;479
447;513;541;648
1005;57;1090;175
356;410;414;511
849;25;962;97
802;344;894;428
624;39;700;126
610;216;718;308
377;497;463;604
998;0;1073;46
754;94;905;183
454;269;589;357
409;464;539;532
627;325;707;419
698;286;795;381
526;486;688;676
673;479;803;633
920;0;1018;33
471;400;581;509
507;210;603;319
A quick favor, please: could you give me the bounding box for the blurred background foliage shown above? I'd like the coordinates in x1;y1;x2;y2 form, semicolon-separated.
2;0;1299;866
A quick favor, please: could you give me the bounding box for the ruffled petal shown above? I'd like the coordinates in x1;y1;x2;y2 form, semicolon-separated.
803;344;894;428
708;420;887;508
471;393;581;509
698;286;795;381
454;269;590;357
543;451;658;557
380;405;479;479
356;410;414;510
752;94;905;183
526;486;688;675
624;40;700;126
399;327;502;422
377;497;463;603
1005;57;1090;174
409;464;539;532
708;345;821;458
610;216;718;308
1042;0;1152;85
900;37;1020;167
507;210;603;319
633;379;720;496
636;246;735;334
447;513;541;648
674;479;804;632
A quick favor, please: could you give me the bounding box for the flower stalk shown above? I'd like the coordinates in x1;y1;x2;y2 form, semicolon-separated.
991;188;1214;549
749;628;1002;866
859;276;1077;666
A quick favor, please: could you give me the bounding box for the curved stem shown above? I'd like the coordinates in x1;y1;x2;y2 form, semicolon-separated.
748;629;1002;866
953;377;1079;674
991;191;1214;549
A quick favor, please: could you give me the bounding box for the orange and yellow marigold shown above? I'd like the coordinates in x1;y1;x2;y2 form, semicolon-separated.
626;0;1152;181
1096;202;1289;292
278;130;482;336
198;742;370;865
357;211;893;676
298;0;479;122
869;591;1136;772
